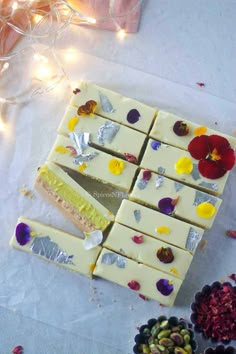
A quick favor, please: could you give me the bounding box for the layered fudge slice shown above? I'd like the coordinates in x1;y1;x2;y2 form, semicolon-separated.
150;110;236;150
104;223;193;280
10;217;102;278
130;169;222;228
141;139;231;195
69;81;157;133
116;200;204;253
93;248;183;306
48;134;137;192
34;162;114;232
57;105;146;163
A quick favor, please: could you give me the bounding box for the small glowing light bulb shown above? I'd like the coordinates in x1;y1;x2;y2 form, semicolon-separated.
33;14;44;24
87;17;96;24
117;29;126;40
35;65;51;80
64;48;78;62
0;117;6;132
12;2;18;10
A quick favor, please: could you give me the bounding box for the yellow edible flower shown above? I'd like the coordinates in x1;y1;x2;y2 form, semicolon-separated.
89;263;96;272
194;126;207;136
175;156;193;174
156;226;171;234
79;163;87;172
170;267;179;276
196;202;216;219
68;116;79;131
108;159;124;175
55;145;68;154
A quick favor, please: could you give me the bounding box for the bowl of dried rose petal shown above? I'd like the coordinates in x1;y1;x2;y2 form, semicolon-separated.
190;281;236;344
133;315;197;354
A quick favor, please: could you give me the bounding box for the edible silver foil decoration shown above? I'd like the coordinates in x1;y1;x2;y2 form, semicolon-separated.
137;179;148;190
69;132;90;155
199;181;218;191
134;209;141;223
157;167;166;174
191;163;201;180
185;227;201;252
193;191;217;206
101;252;127;268
156;175;164;189
30;236;74;264
99;92;116;113
174;181;184;192
73;152;98;165
97;121;120;145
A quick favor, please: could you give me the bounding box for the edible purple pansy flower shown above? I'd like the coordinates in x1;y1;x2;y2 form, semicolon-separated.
15;223;32;246
156;279;174;296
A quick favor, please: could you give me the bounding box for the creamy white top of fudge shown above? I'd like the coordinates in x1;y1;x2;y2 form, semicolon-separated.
104;223;193;280
141;139;229;195
69;81;157;133
48;134;137;191
94;248;183;306
10;216;101;278
150;110;236;150
57;105;146;161
115;200;204;253
130;169;222;228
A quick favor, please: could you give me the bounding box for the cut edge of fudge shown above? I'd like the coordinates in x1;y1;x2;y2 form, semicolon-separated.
34;161;114;232
10;216;102;278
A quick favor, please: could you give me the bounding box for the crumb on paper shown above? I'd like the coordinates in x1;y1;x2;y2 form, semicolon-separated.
200;239;208;250
19;188;35;199
196;82;205;87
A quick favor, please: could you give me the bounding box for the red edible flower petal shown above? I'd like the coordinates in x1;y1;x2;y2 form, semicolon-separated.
196;82;205;87
228;274;236;283
12;346;24;354
208;135;230;154
131;235;144;244
128;280;140;291
218;148;235;170
226;230;236;239
188;135;209;160
198;159;227;179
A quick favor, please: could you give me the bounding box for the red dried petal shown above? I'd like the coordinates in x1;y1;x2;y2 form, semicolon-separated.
138;294;148;301
208;135;230;154
128;280;140;291
196;82;205;87
12;346;24;354
218;148;235;170
142;170;152;181
226;230;236;239
124;153;138;163
131;235;144;244
198;159;227;179
228;274;236;283
188;135;209;160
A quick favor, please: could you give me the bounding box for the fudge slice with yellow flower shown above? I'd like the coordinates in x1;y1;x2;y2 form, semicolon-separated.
48;134;137;192
140;139;233;195
34;162;114;232
150;110;236;151
130;169;222;228
93;248;183;306
10;216;102;278
57;105;146;163
115;200;204;253
69;81;157;134
103;223;193;280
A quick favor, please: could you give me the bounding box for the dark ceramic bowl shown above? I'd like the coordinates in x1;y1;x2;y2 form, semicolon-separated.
190;281;236;344
203;345;235;354
133;315;197;354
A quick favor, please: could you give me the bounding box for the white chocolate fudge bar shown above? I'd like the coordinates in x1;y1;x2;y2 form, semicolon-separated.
115;200;204;253
57;105;146;162
130;169;222;228
150;111;236;150
10;217;101;278
141;139;230;195
104;223;193;280
69;81;157;133
34;162;114;232
48;134;137;191
94;248;182;306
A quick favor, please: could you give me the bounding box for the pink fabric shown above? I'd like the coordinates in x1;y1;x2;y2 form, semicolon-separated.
0;0;141;56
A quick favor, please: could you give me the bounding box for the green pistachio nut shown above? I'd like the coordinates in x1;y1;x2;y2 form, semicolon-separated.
170;333;184;345
174;347;188;354
158;330;171;339
184;345;193;354
171;326;181;333
160;320;169;329
183;334;190;345
180;329;190;336
159;338;175;347
157;344;166;352
151;324;161;337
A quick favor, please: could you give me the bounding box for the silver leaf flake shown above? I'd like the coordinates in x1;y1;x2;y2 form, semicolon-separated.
174;181;184;192
185;227;201;252
97;121;120;145
157;167;166;174
31;236;74;264
134;209;141;223
116;255;127;268
191;163;201;180
199;181;218;192
99;92;116;113
70;132;90;155
101;252;117;265
73;152;98;165
137;179;148;190
193;191;218;206
156;175;164;189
